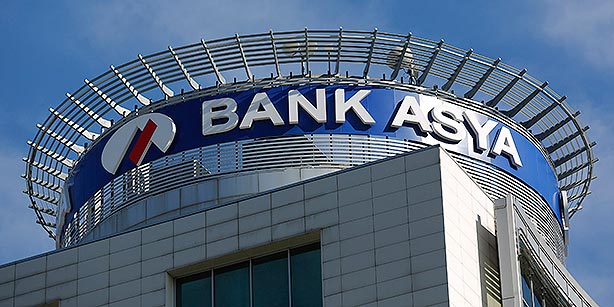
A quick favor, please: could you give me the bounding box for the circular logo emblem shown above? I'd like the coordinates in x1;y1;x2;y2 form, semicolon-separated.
101;113;176;174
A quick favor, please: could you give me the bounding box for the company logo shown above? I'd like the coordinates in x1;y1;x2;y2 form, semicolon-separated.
101;113;176;174
68;86;560;229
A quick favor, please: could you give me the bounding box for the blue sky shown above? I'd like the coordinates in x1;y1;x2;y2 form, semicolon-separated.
1;0;613;303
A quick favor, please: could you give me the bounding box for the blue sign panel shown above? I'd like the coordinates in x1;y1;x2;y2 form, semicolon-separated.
64;85;561;232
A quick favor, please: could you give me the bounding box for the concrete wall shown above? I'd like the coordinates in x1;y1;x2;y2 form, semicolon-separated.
439;151;501;306
84;167;341;244
0;146;501;307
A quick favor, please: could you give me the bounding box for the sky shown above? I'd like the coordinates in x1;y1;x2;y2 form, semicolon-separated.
1;0;613;303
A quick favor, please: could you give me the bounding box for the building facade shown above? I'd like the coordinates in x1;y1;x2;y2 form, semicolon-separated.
1;29;599;306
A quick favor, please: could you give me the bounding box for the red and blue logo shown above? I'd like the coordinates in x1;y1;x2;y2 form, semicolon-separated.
101;113;176;174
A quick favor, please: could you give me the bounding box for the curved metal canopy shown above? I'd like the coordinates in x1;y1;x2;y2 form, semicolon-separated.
23;28;596;239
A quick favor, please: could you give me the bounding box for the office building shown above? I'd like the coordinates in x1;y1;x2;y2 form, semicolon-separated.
1;29;598;306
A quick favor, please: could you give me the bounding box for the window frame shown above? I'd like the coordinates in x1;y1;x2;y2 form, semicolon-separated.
174;242;322;307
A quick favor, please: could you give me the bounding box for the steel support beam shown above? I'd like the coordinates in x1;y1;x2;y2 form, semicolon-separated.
138;54;175;98
390;33;412;80
502;81;548;118
363;29;378;78
534;111;580;141
464;58;500;99
521;96;565;129
417;40;444;86
486;69;527;108
442;49;473;91
168;45;201;90
110;65;151;105
201;39;227;84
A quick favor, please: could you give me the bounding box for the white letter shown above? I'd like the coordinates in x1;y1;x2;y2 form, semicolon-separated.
240;92;285;129
202;98;239;136
430;105;464;143
463;111;498;152
288;89;327;124
491;127;523;167
390;95;432;133
334;89;375;124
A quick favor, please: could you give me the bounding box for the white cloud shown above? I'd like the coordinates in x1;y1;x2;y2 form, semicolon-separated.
68;0;385;52
539;0;614;67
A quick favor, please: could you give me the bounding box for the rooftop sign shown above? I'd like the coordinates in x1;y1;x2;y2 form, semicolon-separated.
63;85;561;229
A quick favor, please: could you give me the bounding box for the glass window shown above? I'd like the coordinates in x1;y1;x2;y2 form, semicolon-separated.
521;275;531;307
214;262;250;307
177;272;212;307
521;275;544;307
252;252;290;307
291;243;322;307
176;243;321;307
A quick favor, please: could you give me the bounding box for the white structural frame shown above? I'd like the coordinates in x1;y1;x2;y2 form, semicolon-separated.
495;195;598;306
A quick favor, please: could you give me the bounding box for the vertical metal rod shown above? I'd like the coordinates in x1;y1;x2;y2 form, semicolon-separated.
85;79;131;116
37;124;85;154
138;54;175;98
416;39;444;85
65;93;112;128
390;32;412;80
521;96;565;129
327;52;331;75
49;107;99;141
334;27;343;75
168;45;201;90
235;33;254;81
553;145;591;167
485;68;527;108
502;81;548;117
110;65;151;105
464;58;501;99
530;277;535;307
534;111;579;141
270;30;282;78
201;38;227;84
362;28;378;78
441;49;473;91
303;28;310;76
546;127;588;154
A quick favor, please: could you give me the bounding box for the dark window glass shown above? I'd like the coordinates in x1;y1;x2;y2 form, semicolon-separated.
252;252;289;307
176;244;322;307
214;262;250;307
290;243;322;307
535;296;543;307
521;276;532;306
177;272;212;307
521;275;545;307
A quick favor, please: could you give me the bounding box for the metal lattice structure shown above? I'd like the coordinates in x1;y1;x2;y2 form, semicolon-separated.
57;134;568;260
23;28;596;240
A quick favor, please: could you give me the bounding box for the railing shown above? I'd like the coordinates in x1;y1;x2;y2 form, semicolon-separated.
23;29;595;240
60;134;566;263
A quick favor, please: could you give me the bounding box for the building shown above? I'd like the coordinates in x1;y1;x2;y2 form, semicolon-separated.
0;29;598;306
